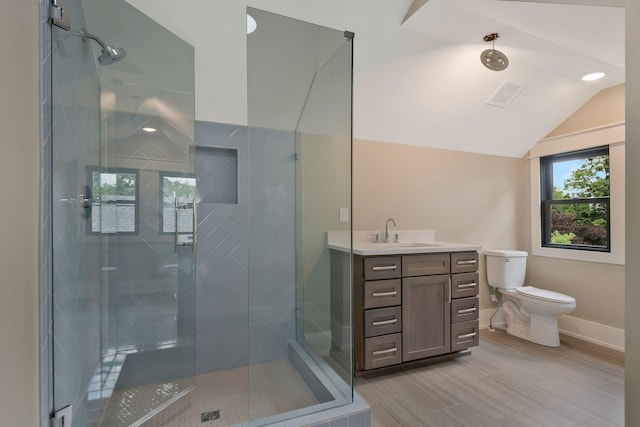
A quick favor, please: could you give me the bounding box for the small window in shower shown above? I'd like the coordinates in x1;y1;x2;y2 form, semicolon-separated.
195;146;238;205
88;168;139;234
160;173;197;233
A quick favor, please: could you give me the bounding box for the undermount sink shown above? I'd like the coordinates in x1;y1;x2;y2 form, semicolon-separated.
371;242;439;249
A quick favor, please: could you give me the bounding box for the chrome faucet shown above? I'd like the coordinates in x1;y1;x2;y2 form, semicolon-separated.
384;218;397;243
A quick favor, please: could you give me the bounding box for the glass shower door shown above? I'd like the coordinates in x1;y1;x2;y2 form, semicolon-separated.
50;1;196;425
247;7;354;425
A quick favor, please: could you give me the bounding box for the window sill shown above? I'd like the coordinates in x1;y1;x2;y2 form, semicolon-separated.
532;245;624;265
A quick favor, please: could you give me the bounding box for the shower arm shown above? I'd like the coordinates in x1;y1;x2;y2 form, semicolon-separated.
72;30;108;50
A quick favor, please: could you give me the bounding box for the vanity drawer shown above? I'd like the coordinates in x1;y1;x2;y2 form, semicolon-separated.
364;256;402;280
451;297;479;324
402;253;450;277
364;333;402;370
451;272;479;299
364;306;402;337
451;252;479;274
364;279;401;309
451;320;479;352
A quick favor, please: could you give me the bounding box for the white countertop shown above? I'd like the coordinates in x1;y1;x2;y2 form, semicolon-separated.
327;230;481;256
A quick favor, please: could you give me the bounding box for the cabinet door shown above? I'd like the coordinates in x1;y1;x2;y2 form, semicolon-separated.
402;274;451;361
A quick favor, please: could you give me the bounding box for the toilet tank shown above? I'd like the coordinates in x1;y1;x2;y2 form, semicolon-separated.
485;250;528;289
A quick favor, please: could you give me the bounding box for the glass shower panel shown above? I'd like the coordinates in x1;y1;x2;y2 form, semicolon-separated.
51;0;196;425
296;38;354;390
247;7;353;425
51;7;103;426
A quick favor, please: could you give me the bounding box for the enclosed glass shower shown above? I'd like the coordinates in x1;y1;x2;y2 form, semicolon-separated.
48;1;353;426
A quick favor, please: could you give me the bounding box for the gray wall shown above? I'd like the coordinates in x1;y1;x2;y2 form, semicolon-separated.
247;126;297;364
194;121;297;373
195;121;249;374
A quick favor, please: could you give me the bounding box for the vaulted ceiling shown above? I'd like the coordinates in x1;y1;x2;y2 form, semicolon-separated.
93;0;624;158
354;0;624;157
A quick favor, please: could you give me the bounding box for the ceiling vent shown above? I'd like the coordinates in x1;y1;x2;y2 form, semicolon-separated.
486;81;525;108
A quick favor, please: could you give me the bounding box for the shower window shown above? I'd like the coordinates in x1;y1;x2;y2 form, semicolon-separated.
88;168;139;234
160;173;196;233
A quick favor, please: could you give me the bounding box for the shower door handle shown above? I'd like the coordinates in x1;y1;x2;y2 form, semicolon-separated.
174;198;197;255
174;198;179;253
192;197;197;255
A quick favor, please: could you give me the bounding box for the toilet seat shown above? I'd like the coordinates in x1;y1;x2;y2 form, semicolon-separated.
515;286;575;304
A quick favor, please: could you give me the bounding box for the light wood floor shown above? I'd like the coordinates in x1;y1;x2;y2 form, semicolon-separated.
355;329;624;427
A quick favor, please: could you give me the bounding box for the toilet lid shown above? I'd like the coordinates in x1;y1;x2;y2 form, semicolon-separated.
515;286;575;304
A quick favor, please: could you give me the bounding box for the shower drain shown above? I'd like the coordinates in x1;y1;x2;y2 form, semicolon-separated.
201;410;220;422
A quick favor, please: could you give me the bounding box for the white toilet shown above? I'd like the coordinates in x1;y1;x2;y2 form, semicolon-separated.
485;250;576;347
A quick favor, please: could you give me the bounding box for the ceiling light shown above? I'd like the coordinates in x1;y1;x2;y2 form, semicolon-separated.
247;14;257;35
481;33;509;72
142;127;157;133
581;71;606;81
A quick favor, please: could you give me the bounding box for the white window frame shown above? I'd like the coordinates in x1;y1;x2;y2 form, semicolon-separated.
529;122;625;265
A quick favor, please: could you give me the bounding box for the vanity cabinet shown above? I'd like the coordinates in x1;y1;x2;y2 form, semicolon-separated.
353;250;479;374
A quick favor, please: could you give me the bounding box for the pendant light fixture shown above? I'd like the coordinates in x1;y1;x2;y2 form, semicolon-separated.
481;33;509;71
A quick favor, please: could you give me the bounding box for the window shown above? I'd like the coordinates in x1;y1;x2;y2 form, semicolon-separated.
530;124;624;265
540;146;610;252
160;173;197;234
89;168;139;234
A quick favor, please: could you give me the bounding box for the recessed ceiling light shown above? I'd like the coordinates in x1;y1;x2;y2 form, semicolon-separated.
247;14;257;35
581;71;606;82
142;127;157;133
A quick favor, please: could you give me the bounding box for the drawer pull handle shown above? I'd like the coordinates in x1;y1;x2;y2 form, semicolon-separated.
457;259;477;265
371;265;397;271
372;347;397;356
372;319;397;327
372;291;397;297
457;282;477;289
457;332;477;340
457;307;477;314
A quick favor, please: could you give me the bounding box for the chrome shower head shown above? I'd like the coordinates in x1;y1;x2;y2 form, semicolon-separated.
76;30;127;65
97;45;127;65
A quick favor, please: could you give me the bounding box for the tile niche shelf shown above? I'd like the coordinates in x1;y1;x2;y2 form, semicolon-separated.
195;146;238;205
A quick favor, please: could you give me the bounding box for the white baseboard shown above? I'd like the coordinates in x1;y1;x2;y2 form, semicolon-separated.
558;315;625;352
479;309;624;352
